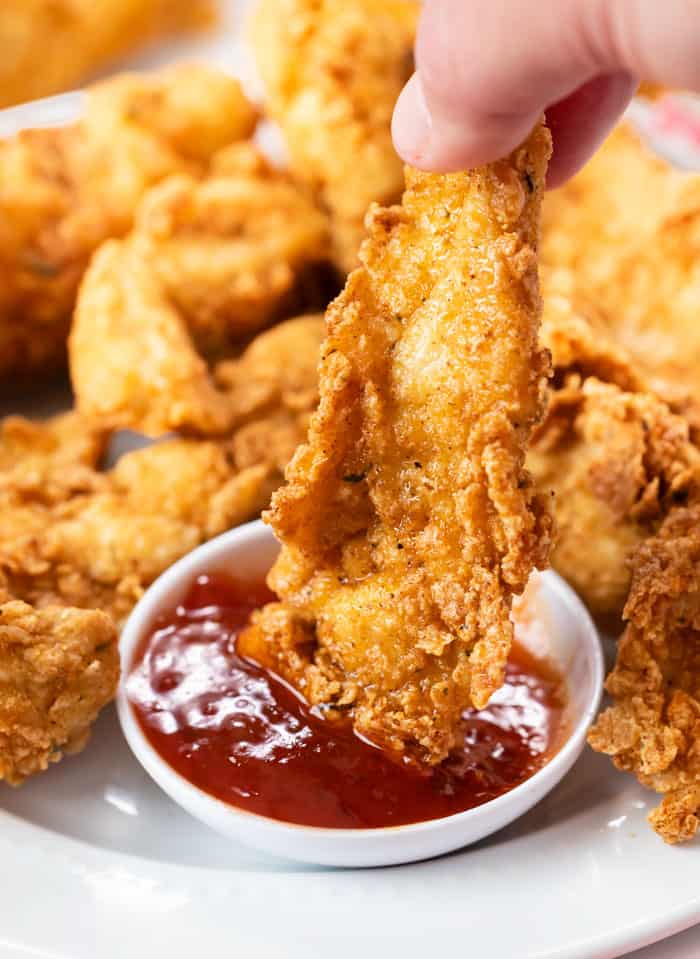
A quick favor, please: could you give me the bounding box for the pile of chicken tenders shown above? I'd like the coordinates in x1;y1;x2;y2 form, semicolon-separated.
2;0;700;846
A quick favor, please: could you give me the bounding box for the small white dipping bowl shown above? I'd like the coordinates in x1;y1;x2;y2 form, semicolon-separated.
117;520;603;868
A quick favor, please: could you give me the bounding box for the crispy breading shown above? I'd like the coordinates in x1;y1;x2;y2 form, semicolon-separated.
0;0;216;108
251;0;418;272
0;311;324;785
0;411;107;490
541;123;700;433
70;151;328;436
541;124;690;291
4;311;323;618
529;377;700;618
540;289;646;395
593;186;700;432
214;313;323;422
0;413;109;609
70;239;236;437
128;146;329;352
241;124;553;764
537;127;700;615
0;65;256;376
215;314;324;478
0;436;272;625
588;503;700;843
0;599;119;785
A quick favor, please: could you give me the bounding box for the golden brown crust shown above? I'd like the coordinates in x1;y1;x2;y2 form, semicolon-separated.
0;0;216;108
541;122;700;435
242;124;553;764
0;65;257;376
0;599;119;785
0;307;325;784
588;503;700;843
251;0;418;272
5;315;324;619
69;151;328;436
529;376;700;617
534;130;700;618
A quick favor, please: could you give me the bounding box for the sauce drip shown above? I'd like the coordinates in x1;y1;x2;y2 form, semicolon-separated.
127;574;566;829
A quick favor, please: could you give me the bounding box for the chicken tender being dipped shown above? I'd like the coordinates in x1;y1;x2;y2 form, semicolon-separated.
240;122;553;765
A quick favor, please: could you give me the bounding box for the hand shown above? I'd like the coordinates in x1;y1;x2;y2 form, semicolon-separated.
392;0;700;186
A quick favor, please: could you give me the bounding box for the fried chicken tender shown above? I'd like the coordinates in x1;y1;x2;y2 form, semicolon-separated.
540;289;646;396
0;428;276;786
241;124;553;764
0;65;257;376
251;0;418;273
541;123;700;432
6;312;323;618
71;239;236;437
532;128;700;618
529;376;700;619
542;124;689;290
0;599;119;785
214;313;324;476
215;313;322;422
128;145;330;352
70;148;328;436
0;0;216;108
0;411;107;489
0;432;283;626
588;502;700;843
0;412;118;785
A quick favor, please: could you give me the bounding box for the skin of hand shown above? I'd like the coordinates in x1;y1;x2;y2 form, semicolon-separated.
392;0;700;186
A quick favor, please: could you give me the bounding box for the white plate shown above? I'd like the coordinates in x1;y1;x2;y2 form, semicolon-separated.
1;698;699;959
2;2;700;955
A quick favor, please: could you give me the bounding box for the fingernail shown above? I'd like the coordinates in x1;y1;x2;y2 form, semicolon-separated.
392;72;434;165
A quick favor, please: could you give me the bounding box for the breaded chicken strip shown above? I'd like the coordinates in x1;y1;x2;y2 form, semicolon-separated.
0;65;256;376
541;124;690;291
0;413;118;785
70;149;328;435
0;0;215;108
0;338;325;785
214;313;324;476
540;289;646;396
251;0;418;273
71;239;236;437
529;376;700;619
127;145;329;353
589;502;700;843
5;311;323;618
1;436;269;625
0;411;107;493
542;123;700;433
594;185;700;433
0;599;118;785
241;124;553;764
0;413;108;604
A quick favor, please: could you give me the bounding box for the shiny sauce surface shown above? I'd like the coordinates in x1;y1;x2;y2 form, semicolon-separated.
127;574;566;829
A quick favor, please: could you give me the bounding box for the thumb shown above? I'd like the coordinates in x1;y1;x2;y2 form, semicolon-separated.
393;0;700;180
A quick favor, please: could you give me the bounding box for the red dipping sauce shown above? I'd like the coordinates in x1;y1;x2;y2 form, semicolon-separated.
127;574;566;829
